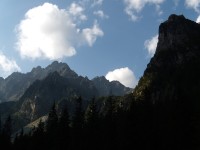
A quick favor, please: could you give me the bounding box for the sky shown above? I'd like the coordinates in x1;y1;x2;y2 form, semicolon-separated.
0;0;200;88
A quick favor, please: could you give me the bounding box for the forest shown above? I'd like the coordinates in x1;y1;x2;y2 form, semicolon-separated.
0;93;198;150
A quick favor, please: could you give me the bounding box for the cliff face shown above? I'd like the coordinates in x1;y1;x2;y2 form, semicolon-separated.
134;14;200;103
150;14;200;69
128;15;200;149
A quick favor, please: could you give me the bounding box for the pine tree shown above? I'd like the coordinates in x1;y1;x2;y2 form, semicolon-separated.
57;105;70;150
0;114;1;134
85;97;98;128
84;97;100;150
58;105;69;134
1;115;12;149
102;96;117;150
46;102;58;149
31;119;45;149
72;96;84;130
0;114;2;148
46;102;58;133
71;96;84;150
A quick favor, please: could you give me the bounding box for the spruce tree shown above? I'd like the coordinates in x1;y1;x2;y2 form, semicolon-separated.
58;105;70;150
72;96;84;130
84;97;100;150
46;102;58;133
85;97;98;128
2;115;12;149
0;114;1;134
71;96;84;150
46;102;58;149
32;119;45;149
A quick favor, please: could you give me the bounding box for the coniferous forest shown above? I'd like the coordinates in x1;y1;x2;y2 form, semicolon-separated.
0;94;200;150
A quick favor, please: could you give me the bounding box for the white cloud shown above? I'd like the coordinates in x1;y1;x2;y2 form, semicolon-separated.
68;2;87;21
155;5;163;16
82;21;104;46
124;0;165;21
93;10;109;19
196;15;200;23
16;3;103;60
173;0;180;6
92;0;103;6
106;67;138;88
185;0;200;12
0;52;21;78
144;34;158;57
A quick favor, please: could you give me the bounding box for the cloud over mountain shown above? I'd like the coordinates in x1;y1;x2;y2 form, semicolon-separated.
106;67;138;88
145;34;158;57
0;52;21;78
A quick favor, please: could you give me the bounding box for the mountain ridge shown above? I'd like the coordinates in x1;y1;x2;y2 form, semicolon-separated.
0;61;131;103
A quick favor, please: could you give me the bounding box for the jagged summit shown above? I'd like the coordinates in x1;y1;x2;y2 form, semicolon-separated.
0;61;131;103
167;14;185;21
157;14;200;53
92;76;131;96
145;14;200;74
134;14;200;102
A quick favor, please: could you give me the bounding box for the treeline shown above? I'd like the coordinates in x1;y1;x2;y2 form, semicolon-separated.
1;96;134;150
0;95;200;150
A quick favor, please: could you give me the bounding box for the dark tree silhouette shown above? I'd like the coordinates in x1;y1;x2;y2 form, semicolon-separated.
84;97;100;150
71;96;84;150
1;115;12;149
31;119;45;149
46;102;58;149
46;102;58;132
57;105;70;150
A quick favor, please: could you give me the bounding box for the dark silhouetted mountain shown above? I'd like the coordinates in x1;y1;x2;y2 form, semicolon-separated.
133;14;200;103
129;14;200;149
0;61;130;103
15;71;97;122
92;76;131;96
0;61;78;103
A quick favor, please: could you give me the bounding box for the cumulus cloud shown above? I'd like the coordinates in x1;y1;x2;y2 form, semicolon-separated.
106;67;138;88
185;0;200;12
92;0;104;6
68;2;87;21
196;15;200;23
16;3;103;60
144;34;158;57
124;0;165;21
0;52;21;78
82;21;104;46
93;10;109;19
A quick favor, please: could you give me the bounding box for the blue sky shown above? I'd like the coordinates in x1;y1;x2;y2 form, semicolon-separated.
0;0;200;88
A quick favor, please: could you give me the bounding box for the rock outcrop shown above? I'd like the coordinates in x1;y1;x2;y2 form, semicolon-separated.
134;14;200;103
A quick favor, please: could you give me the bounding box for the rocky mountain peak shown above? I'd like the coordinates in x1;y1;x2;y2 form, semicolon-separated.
158;14;200;52
134;14;200;102
146;14;200;73
31;66;42;73
46;61;78;78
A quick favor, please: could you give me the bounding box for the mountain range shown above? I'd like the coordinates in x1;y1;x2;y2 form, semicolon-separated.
0;61;131;103
0;61;131;131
